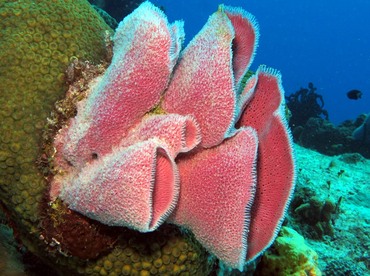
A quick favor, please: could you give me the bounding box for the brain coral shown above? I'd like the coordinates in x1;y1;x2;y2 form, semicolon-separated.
0;0;110;269
0;0;110;226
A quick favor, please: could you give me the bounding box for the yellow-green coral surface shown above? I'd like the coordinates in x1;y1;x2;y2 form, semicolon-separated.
0;1;211;274
0;0;108;271
79;229;210;276
256;227;322;276
0;0;109;231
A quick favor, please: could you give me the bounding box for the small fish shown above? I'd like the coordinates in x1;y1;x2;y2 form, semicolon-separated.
347;89;362;100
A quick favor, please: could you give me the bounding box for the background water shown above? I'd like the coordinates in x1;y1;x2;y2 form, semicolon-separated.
152;0;370;125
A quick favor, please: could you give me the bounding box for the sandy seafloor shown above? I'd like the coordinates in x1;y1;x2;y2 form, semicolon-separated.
0;143;369;274
293;144;370;273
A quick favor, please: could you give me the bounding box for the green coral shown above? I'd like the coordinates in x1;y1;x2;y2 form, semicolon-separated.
0;0;111;230
294;196;337;239
0;1;211;274
0;0;108;272
255;227;322;276
81;228;211;276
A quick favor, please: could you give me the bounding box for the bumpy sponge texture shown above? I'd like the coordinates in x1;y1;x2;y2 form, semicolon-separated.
0;0;111;234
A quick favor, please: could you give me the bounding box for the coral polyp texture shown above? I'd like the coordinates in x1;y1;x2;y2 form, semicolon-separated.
0;0;111;257
51;1;295;272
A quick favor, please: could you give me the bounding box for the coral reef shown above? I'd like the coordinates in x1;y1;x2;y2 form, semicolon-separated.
324;259;366;276
338;152;367;164
286;82;329;128
92;5;119;29
294;117;347;154
290;144;370;274
286;81;370;159
41;50;211;276
292;195;337;240
0;1;295;274
352;112;370;144
288;159;345;240
49;2;295;271
293;116;370;158
80;226;210;276
0;0;111;227
88;0;145;21
254;227;322;276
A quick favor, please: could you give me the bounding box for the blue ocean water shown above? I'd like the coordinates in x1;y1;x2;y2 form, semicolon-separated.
152;0;370;125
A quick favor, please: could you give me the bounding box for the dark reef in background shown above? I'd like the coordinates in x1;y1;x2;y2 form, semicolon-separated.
293;115;370;158
91;5;119;29
286;83;370;159
89;0;144;22
286;82;329;128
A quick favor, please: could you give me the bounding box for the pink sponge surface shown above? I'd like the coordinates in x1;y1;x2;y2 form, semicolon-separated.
50;1;295;271
121;114;201;158
169;128;258;270
162;10;236;148
58;2;183;168
239;66;295;262
60;138;179;232
223;5;259;91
